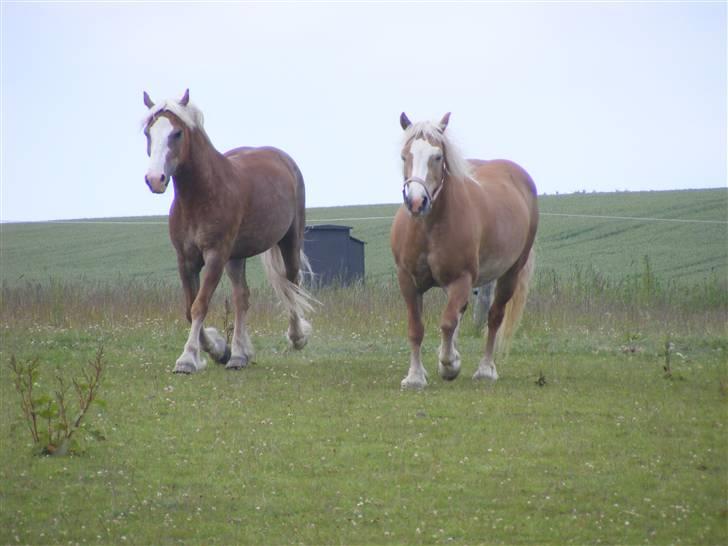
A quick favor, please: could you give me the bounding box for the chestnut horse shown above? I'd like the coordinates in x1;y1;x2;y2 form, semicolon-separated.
142;89;314;374
391;112;538;389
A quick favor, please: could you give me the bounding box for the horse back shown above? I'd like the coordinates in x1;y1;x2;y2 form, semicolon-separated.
469;159;537;202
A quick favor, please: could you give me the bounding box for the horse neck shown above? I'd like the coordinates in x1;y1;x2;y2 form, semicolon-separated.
172;129;226;200
423;172;458;225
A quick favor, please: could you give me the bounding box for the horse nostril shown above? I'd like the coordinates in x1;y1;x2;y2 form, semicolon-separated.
144;175;151;189
160;174;166;183
421;196;429;211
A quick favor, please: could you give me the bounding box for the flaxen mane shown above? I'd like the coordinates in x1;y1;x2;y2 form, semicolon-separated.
402;120;473;182
141;100;206;133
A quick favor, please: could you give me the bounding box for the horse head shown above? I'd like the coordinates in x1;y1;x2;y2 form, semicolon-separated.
141;89;196;194
399;112;451;216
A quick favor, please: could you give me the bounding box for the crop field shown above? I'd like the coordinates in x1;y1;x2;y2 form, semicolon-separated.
2;188;726;287
0;188;726;544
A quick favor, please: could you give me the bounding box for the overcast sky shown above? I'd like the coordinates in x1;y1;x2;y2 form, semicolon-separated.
1;1;726;223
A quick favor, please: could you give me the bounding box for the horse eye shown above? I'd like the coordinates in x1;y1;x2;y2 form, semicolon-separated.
434;154;443;161
172;130;183;140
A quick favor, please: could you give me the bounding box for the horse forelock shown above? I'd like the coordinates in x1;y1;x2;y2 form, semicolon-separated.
402;121;473;182
141;100;205;132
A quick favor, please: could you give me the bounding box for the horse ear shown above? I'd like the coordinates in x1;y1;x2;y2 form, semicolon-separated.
179;89;190;106
400;112;412;130
143;91;154;109
438;112;451;133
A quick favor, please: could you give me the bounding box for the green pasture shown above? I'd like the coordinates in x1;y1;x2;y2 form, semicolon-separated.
1;284;726;545
0;188;726;544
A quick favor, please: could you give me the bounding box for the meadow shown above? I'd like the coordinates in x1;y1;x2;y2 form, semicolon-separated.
0;188;726;545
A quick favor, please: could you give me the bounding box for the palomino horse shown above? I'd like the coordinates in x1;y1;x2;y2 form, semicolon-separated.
391;112;538;389
142;89;314;374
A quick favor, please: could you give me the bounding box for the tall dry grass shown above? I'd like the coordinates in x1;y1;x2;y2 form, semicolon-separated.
2;259;725;341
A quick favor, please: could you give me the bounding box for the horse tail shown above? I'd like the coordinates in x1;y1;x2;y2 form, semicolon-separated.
260;246;318;320
496;248;535;354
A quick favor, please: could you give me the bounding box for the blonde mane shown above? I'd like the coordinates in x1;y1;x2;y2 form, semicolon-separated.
141;99;206;133
402;120;473;182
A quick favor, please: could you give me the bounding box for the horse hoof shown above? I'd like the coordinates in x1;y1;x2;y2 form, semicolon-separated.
401;376;427;390
225;356;249;370
215;345;232;365
288;318;311;350
289;336;308;351
473;367;499;382
173;361;197;374
438;359;461;381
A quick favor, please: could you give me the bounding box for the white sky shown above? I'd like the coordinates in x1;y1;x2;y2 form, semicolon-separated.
1;1;726;222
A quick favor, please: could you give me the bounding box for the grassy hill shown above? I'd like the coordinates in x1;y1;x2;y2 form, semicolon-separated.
1;188;725;288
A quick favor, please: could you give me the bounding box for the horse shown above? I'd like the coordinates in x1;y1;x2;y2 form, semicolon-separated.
141;89;315;374
391;112;539;389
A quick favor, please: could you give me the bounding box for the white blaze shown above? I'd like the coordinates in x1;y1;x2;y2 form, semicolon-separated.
406;138;440;202
409;138;439;181
147;117;174;177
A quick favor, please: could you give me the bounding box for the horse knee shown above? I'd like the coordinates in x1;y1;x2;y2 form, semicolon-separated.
190;300;209;321
440;318;458;339
408;323;424;346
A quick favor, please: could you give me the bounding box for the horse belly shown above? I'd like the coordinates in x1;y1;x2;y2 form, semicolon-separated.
230;217;291;259
230;167;299;258
475;256;515;285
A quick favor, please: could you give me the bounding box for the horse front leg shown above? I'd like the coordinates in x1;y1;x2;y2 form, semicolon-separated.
398;270;427;389
224;258;254;370
438;275;472;381
174;251;227;374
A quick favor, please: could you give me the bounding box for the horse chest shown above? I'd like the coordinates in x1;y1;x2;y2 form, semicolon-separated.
404;245;462;290
171;216;229;258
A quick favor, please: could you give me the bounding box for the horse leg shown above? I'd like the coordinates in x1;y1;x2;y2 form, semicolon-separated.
199;326;230;365
176;252;229;366
438;276;472;381
473;271;517;381
224;258;254;370
198;267;231;365
279;235;311;350
174;250;227;374
398;271;427;389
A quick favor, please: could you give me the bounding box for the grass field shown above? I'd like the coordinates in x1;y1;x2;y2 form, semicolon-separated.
1;188;726;545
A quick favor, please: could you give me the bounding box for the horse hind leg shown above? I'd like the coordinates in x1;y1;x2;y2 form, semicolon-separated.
261;238;314;350
474;250;535;381
473;295;506;381
285;247;312;350
474;270;517;381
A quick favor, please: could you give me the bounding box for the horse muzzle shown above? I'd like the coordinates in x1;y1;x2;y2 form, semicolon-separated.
403;178;432;216
145;173;169;194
